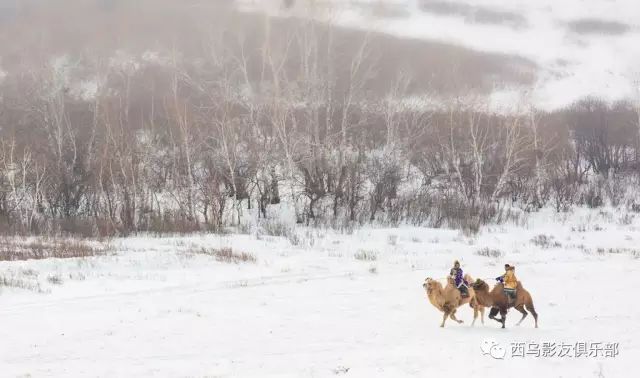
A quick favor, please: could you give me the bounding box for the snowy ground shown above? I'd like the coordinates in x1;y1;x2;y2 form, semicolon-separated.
0;207;639;377
238;0;640;110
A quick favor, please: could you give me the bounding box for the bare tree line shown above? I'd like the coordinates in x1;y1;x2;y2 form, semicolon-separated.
1;8;639;237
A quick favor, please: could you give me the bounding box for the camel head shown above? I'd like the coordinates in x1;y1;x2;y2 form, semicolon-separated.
472;278;489;291
423;277;441;294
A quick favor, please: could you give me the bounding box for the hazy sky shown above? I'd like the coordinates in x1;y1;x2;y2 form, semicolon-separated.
240;0;640;110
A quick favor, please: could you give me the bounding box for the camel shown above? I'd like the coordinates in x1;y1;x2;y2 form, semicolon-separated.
471;279;538;329
422;274;485;328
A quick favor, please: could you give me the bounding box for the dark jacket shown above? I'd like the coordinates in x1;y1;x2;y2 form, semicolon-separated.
450;267;467;288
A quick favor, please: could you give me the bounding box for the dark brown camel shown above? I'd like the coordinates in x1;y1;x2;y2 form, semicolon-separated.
471;279;538;328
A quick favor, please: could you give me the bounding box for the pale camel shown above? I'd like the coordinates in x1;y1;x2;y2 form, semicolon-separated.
423;275;485;327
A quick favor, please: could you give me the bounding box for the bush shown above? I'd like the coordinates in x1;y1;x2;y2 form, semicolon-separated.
47;274;64;285
594;247;640;258
530;234;562;249
140;212;204;235
354;249;378;261
0;275;43;292
259;219;295;238
617;213;635;226
582;180;604;208
475;247;504;258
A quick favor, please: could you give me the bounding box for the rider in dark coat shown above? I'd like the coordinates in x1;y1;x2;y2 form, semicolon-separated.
450;260;469;298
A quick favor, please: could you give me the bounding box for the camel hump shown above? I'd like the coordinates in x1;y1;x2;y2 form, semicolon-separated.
463;274;473;283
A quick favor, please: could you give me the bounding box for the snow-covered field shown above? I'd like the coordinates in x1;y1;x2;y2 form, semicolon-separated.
238;0;640;110
0;208;638;377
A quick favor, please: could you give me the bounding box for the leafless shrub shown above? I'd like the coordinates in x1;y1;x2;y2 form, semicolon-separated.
47;274;64;285
475;247;504;258
595;247;640;258
387;234;398;246
260;220;295;238
572;224;603;233
258;218;303;246
618;213;635;226
140;213;204;236
236;222;252;235
287;232;301;246
604;177;627;207
368;265;378;274
355;249;378;261
572;224;587;233
20;268;39;277
583;183;604;208
460;216;481;236
530;234;562;249
333;366;351;375
294;229;316;248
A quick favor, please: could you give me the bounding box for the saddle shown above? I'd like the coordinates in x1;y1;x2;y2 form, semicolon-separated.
458;284;470;298
503;288;517;305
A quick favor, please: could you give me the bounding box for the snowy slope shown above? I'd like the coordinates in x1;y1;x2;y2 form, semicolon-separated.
238;0;640;111
0;207;638;376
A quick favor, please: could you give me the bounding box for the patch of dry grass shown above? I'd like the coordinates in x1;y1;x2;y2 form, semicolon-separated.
0;275;44;292
189;247;256;264
0;238;110;261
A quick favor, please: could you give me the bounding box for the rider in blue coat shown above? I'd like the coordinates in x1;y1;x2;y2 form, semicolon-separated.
449;260;469;298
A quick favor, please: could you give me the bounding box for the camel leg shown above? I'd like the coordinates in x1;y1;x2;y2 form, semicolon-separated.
515;304;528;326
489;307;502;325
471;305;478;326
480;307;485;325
440;311;449;327
449;309;463;324
525;303;538;328
500;309;507;329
